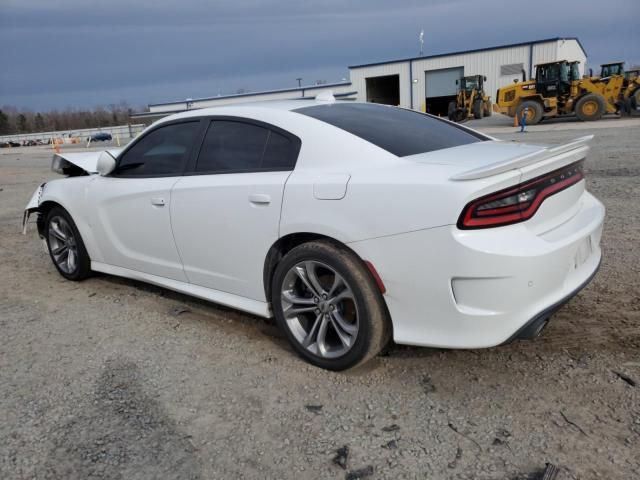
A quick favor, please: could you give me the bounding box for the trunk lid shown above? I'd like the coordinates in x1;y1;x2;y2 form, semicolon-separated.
407;136;592;232
406;136;591;181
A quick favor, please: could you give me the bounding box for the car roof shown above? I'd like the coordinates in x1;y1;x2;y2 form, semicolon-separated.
155;99;336;124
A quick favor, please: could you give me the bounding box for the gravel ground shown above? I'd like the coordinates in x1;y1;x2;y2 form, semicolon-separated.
1;121;639;480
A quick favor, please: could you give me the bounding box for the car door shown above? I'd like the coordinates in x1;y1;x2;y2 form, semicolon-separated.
88;120;202;281
170;118;301;301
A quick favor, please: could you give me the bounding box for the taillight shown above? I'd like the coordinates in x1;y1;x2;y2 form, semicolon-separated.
458;161;584;229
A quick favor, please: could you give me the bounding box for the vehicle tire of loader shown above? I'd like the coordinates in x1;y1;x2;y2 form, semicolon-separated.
516;100;543;125
473;99;484;119
484;100;493;117
453;109;468;123
575;94;606;121
448;101;456;120
631;89;640;114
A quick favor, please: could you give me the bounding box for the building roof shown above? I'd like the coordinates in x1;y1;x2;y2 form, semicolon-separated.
348;37;586;69
133;92;358;119
148;81;352;108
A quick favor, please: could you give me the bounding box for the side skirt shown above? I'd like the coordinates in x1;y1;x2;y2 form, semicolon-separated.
91;262;271;318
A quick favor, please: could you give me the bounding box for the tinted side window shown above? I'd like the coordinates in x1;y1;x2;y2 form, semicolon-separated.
115;121;199;176
196;121;269;173
262;131;294;169
195;120;299;173
295;103;485;157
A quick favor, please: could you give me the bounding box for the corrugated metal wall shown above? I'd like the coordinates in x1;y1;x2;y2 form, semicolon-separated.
351;39;586;111
557;39;587;76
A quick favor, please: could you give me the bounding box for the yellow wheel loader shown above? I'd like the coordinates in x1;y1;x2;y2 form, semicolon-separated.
447;75;492;122
495;60;640;124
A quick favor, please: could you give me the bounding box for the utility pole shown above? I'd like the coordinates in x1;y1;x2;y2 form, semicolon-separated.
296;78;303;88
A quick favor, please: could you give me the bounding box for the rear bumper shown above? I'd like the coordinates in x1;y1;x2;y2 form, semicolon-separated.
504;257;600;343
348;191;604;348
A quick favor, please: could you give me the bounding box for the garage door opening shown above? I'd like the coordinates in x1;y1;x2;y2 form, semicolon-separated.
425;67;463;117
366;74;400;106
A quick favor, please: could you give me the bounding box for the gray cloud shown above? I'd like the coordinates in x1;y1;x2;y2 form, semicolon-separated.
1;0;638;109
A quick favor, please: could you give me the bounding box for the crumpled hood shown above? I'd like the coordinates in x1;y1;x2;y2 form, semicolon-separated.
51;148;123;175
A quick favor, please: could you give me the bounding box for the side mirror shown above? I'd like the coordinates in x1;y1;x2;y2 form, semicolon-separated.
96;151;116;176
455;79;459;85
483;76;487;81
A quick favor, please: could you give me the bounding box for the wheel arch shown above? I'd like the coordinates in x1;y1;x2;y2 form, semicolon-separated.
35;182;104;263
516;95;545;109
263;232;389;314
36;200;65;237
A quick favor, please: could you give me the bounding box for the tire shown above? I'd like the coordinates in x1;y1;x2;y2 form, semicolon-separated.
271;240;391;371
45;207;91;281
516;100;543;124
575;93;606;121
484;100;493;117
631;89;640;112
447;101;456;120
473;99;484;119
451;109;467;123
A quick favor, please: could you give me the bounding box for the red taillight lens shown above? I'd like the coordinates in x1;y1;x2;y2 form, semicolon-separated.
458;161;584;229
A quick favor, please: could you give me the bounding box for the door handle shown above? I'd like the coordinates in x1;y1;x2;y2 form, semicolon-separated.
151;197;166;206
249;193;271;205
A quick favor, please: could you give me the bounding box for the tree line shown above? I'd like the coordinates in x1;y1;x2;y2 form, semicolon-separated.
0;102;146;135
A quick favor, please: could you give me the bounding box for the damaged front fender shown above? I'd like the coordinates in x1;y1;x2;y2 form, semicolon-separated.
22;183;45;235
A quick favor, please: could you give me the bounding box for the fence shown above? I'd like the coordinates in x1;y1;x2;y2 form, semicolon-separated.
0;124;146;143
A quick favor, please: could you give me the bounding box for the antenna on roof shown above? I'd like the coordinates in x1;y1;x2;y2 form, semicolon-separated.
315;91;335;103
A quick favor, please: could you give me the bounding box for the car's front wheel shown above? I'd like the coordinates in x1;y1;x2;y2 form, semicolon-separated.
45;207;91;281
271;240;391;370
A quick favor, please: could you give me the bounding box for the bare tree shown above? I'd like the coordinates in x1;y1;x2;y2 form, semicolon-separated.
0;102;143;134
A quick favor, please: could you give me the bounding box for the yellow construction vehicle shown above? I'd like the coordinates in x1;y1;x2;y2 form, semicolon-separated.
495;60;640;123
447;75;492;122
591;62;640;116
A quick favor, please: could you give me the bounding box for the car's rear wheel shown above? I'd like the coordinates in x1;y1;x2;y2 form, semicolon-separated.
45;207;91;281
271;240;391;370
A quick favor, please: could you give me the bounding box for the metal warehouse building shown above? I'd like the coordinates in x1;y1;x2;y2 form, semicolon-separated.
350;37;586;116
136;37;586;119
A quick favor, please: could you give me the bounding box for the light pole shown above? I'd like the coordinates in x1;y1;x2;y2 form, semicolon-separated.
296;78;303;88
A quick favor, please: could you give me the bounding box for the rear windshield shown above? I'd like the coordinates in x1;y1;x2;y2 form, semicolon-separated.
295;103;485;157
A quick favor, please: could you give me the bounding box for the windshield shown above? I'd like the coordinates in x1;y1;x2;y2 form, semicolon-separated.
461;77;479;91
537;62;569;82
601;64;623;77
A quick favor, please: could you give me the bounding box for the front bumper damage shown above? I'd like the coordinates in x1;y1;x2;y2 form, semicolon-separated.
22;183;45;235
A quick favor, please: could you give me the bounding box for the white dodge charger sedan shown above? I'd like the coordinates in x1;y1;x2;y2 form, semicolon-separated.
24;99;604;370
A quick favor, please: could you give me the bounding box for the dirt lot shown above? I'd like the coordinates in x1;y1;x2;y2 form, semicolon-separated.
1;121;639;480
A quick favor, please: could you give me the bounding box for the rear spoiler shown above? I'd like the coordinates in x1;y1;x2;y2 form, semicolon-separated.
450;135;593;181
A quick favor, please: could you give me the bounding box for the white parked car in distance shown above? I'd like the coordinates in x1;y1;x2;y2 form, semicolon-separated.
24;99;604;370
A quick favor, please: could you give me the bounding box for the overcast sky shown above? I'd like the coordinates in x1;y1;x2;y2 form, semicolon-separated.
1;0;638;111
